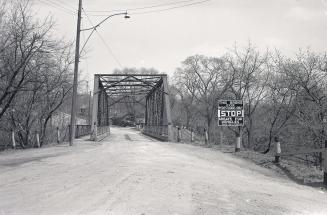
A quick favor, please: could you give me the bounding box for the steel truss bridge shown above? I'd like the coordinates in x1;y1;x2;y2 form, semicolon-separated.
91;74;173;141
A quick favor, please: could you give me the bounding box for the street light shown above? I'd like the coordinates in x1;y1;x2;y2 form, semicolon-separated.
80;11;131;56
69;0;130;146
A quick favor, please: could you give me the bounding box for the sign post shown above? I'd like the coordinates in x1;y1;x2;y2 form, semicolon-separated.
218;100;244;152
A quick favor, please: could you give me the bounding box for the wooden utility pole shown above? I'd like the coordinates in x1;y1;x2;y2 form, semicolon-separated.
69;0;83;146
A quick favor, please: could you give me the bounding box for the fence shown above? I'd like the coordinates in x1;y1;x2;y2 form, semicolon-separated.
171;126;207;143
63;125;92;142
143;125;168;141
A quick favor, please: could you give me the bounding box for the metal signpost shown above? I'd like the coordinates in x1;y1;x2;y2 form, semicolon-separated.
218;100;244;126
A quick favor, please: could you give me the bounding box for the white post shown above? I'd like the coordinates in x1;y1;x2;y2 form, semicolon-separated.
36;133;40;148
177;127;181;142
57;127;60;144
235;134;241;152
12;130;16;149
235;127;242;152
275;136;281;163
205;129;208;144
191;129;194;142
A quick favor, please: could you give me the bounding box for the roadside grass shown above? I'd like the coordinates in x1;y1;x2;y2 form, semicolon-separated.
181;139;326;189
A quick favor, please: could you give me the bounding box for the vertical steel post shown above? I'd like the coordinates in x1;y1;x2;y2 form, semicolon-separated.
91;75;99;141
162;76;173;142
88;90;92;125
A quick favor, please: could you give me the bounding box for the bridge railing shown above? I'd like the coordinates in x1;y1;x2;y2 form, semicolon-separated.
143;125;168;141
75;125;91;138
97;126;110;136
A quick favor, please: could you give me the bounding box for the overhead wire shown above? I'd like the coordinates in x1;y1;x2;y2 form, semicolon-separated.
82;8;124;69
37;0;76;15
80;20;93;91
86;0;198;13
56;0;77;11
130;0;211;15
44;0;76;13
85;0;211;17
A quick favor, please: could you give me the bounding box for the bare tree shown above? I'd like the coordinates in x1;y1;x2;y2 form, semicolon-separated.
0;0;74;148
225;43;270;148
174;55;233;143
0;1;53;120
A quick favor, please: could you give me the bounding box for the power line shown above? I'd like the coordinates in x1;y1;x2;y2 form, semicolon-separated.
37;0;76;15
80;22;92;92
96;30;123;69
82;9;124;69
85;0;210;17
130;0;211;15
85;0;197;13
45;0;76;13
56;0;77;11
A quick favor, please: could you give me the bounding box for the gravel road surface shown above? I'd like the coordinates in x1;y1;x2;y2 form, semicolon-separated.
0;127;327;215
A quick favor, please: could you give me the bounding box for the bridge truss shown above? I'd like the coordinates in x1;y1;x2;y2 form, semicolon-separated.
91;74;173;141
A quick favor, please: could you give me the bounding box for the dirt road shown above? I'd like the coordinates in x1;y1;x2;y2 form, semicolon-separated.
0;127;327;215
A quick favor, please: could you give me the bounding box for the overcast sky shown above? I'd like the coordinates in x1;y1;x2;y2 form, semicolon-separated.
33;0;327;83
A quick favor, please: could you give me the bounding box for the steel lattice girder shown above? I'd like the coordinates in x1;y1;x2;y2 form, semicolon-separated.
90;74;173;141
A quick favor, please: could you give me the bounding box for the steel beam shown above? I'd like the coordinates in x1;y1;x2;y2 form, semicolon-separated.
162;76;173;142
91;75;99;141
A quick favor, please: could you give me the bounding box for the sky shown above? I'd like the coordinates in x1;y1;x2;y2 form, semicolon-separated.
32;0;327;84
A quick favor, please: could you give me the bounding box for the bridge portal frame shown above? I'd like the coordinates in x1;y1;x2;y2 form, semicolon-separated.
91;74;173;141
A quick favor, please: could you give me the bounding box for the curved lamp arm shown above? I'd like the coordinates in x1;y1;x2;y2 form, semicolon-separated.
81;12;129;32
79;12;130;55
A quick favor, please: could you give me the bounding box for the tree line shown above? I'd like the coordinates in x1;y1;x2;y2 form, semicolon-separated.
0;1;74;149
171;43;327;159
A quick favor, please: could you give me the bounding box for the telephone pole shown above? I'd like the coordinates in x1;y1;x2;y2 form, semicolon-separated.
69;0;82;146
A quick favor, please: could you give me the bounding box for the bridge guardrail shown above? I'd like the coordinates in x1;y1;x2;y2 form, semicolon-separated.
143;125;168;141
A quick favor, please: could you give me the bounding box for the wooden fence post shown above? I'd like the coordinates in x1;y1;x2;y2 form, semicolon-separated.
191;129;194;142
177;127;181;142
12;129;16;149
235;133;241;152
57;127;60;144
275;136;281;163
204;128;208;145
36;132;40;148
324;140;327;186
